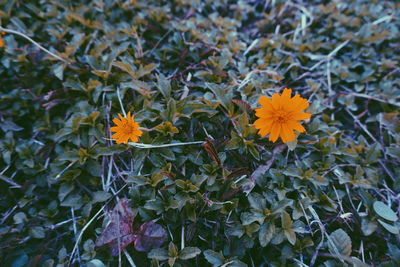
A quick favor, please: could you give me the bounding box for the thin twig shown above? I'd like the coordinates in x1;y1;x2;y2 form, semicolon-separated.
116;87;126;117
0;26;70;64
123;250;137;267
46;217;82;231
145;29;173;56
54;160;78;180
0;175;22;188
0;205;18;224
127;141;204;148
317;253;370;267
345;108;378;143
71;208;81;265
344;92;400;108
68;184;128;265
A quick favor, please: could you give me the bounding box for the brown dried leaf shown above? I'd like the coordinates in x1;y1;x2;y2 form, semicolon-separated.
203;138;221;167
223;167;248;180
95;198;136;256
232;99;252;113
134;220;167;252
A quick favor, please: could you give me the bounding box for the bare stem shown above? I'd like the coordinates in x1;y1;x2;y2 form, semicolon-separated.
0;26;70;64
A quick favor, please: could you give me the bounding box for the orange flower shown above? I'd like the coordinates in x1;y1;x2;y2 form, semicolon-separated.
0;32;5;47
110;112;142;144
253;88;311;143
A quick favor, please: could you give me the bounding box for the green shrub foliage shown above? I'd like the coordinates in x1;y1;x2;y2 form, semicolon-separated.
0;0;399;266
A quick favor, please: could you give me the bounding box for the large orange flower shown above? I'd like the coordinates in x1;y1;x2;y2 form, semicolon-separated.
111;112;142;144
253;88;311;143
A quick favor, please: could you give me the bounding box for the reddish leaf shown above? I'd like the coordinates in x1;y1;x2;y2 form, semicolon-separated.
95;198;136;256
203;138;221;167
223;167;248;180
108;235;136;256
232;99;252;113
221;188;240;200
134;220;167;252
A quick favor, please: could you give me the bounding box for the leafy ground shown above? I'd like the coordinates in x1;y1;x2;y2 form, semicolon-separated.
0;0;400;266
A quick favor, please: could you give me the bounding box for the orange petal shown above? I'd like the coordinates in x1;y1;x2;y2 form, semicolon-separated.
113;118;122;126
281;88;292;101
289;95;309;111
281;126;296;143
292;112;311;120
259;124;273;137
269;123;281;142
111;132;121;138
129;136;139;143
133;122;140;129
118;113;125;120
258;96;273;110
110;126;120;132
253;118;266;129
133;129;143;137
255;119;273;137
119;136;130;144
287;120;306;133
115;136;127;144
271;93;281;110
280;88;293;110
255;108;273;118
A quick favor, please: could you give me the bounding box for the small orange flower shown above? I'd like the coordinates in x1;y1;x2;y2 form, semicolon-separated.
0;37;4;48
110;112;142;144
253;88;311;143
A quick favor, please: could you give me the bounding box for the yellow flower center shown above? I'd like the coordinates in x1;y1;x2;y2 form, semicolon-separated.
122;122;136;135
274;110;291;124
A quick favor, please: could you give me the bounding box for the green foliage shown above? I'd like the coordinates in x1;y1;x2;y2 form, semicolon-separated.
0;0;400;266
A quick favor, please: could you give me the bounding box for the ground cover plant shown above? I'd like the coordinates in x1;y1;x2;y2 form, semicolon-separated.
0;0;399;266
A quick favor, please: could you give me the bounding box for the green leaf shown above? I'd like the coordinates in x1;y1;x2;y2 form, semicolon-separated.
156;73;171;99
287;139;298;151
112;61;137;78
328;229;352;256
52;63;66;80
373;201;398;222
378;219;399;234
30;226;45;239
365;143;381;163
259;222;275;247
91;191;112;203
60;193;83;209
241;211;264;225
137;63;158;78
148;248;169;260
158;148;176;161
203;250;225;266
246;142;260;160
281;211;293;230
248;193;266;211
94;145;127;156
58;183;74;202
284;229;296;245
11;254;28;267
13;212;27;224
361;218;378;236
206;82;232;111
272;199;293;215
168;242;178;257
87;259;106;267
179;247;201;260
42;259;55;267
150;173;167;187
